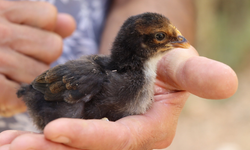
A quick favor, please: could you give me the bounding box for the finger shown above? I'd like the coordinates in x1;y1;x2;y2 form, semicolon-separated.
0;48;49;83
0;1;57;31
0;21;63;64
119;91;190;149
44;118;131;150
0;75;26;117
0;144;10;150
44;93;189;150
55;13;76;38
150;91;190;149
156;46;238;99
0;1;76;38
0;130;29;146
9;134;78;150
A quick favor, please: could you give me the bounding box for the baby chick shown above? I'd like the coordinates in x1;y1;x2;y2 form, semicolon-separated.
17;12;190;130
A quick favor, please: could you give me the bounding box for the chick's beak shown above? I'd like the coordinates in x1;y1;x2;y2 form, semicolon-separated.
170;36;190;49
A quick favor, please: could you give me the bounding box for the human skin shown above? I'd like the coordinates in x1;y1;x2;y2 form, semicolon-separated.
0;46;238;150
0;0;238;150
0;1;76;117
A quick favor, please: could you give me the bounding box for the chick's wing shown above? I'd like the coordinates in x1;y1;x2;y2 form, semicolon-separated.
32;55;109;104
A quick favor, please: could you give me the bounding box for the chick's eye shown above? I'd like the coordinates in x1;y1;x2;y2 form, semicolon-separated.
155;33;166;41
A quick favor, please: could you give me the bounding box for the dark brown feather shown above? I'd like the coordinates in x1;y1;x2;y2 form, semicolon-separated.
17;12;190;130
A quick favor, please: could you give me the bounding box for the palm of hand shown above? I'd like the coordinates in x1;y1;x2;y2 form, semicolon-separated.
0;47;238;150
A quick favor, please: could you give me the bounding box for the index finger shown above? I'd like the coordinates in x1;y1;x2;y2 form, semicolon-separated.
156;46;238;99
0;130;30;146
43;92;190;150
0;1;57;31
44;119;131;150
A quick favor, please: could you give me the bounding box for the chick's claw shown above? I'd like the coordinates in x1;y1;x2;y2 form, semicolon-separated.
101;118;110;121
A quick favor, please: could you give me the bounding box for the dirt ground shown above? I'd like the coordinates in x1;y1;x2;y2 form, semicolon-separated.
161;69;250;150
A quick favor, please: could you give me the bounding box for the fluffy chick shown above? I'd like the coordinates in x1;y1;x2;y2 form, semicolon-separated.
17;12;190;130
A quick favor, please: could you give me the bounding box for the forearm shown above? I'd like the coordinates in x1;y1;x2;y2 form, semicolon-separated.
99;0;196;54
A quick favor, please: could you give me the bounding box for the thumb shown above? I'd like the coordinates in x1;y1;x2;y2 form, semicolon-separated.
44;118;131;150
156;46;238;99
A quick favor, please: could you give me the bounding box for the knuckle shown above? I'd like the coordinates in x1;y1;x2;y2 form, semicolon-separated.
152;131;175;149
37;1;57;30
0;0;14;11
46;34;63;62
121;126;168;150
0;1;29;23
0;22;12;44
156;139;173;149
0;50;13;73
132;138;151;150
0;1;6;9
115;128;134;150
37;1;57;15
0;74;6;84
118;127;148;150
0;53;7;69
0;130;13;136
0;1;57;31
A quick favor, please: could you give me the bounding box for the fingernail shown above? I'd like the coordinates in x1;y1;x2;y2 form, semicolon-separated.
53;136;70;144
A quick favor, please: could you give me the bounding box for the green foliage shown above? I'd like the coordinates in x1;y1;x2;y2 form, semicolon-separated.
196;0;250;71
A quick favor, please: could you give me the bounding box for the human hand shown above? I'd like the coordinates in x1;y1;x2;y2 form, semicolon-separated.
0;46;238;150
0;1;75;117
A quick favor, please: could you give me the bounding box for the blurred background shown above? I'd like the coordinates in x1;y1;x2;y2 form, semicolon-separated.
165;0;250;149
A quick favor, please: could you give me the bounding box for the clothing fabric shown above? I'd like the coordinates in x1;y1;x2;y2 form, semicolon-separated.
0;0;109;131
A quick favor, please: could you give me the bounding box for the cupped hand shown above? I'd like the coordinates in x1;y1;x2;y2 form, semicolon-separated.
0;1;76;117
0;46;238;150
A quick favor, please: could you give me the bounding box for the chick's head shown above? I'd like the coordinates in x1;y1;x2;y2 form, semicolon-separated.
112;12;190;60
